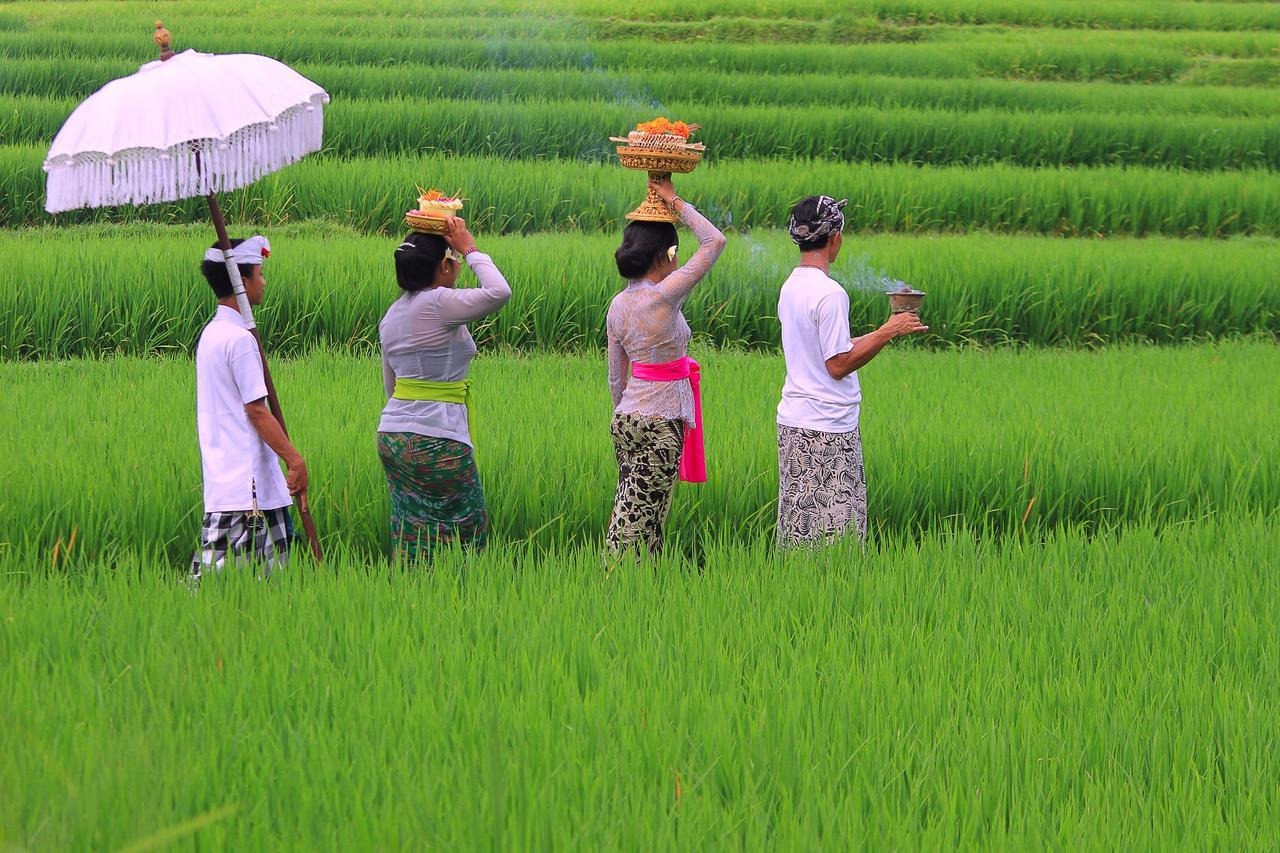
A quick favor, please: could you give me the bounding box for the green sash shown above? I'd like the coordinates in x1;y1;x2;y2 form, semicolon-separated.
392;378;478;453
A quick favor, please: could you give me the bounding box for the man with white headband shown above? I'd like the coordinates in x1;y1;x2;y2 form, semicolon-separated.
191;235;308;579
775;196;926;548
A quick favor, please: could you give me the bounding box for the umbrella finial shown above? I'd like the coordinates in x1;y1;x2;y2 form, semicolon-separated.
154;20;174;60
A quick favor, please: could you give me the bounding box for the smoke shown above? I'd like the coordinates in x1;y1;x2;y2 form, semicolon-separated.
730;232;792;299
831;253;899;295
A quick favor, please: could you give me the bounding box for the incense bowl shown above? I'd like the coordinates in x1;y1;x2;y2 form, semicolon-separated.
886;283;926;315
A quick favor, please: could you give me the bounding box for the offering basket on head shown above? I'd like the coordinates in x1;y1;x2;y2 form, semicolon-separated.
611;119;705;222
405;188;464;235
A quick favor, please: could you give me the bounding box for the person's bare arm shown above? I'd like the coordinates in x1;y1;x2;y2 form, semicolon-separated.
244;399;308;495
825;312;928;380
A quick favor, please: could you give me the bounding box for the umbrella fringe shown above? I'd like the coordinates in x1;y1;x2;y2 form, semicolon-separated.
43;96;326;214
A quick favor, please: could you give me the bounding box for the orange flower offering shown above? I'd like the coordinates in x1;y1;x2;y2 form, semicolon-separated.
633;117;696;139
407;187;464;219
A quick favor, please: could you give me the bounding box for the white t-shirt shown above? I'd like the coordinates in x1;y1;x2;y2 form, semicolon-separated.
777;266;862;433
195;305;292;513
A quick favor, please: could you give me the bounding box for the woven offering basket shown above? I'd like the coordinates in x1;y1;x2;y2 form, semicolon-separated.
611;132;706;222
615;146;703;174
405;210;452;235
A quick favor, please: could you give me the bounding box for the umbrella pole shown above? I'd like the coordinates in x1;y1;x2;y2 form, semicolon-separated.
207;192;324;563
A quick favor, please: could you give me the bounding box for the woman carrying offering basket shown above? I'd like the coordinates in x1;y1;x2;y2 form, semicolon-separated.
605;176;727;556
377;191;512;563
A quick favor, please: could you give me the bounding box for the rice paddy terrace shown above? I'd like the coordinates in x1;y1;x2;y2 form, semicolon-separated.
2;1;1278;848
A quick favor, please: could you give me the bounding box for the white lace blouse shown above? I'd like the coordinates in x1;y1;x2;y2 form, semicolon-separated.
606;203;727;427
377;251;511;447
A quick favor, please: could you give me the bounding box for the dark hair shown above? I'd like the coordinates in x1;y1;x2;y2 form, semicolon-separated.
395;232;449;292
615;221;678;280
790;196;832;252
200;238;259;298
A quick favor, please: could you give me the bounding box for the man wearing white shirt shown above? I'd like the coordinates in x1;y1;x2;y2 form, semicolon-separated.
192;236;308;578
776;196;926;547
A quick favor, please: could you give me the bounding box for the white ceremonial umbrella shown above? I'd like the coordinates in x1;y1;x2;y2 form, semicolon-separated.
42;25;329;560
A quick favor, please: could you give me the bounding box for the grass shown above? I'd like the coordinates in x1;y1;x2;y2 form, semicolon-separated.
8;146;1279;237
4;0;1280;846
0;30;1201;83
13;93;1280;170
13;19;1280;58
9;58;1280;118
3;225;1277;358
2;344;1277;563
10;0;1280;30
3;519;1280;848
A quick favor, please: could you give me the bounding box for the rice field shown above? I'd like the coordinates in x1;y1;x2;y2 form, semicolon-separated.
0;30;1220;82
11;93;1280;169
4;225;1277;358
4;344;1278;564
5;521;1280;850
8;146;1280;236
9;57;1280;117
3;0;1278;848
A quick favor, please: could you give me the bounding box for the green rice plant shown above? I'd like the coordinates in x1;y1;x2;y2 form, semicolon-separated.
2;344;1277;562
3;224;1277;358
13;0;1280;31
4;518;1280;849
575;0;1280;30
4;518;1279;849
8;56;1280;118
53;8;1277;49
928;24;1280;58
0;30;1197;83
12;93;1280;170
31;9;926;46
1184;57;1280;87
7;146;1278;237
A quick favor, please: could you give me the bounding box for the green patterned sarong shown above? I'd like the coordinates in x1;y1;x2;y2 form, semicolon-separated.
377;432;488;563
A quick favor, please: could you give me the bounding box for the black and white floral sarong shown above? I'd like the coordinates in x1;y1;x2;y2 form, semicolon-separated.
605;413;684;556
776;424;867;547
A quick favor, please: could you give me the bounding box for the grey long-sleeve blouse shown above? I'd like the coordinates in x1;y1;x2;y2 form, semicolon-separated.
377;251;511;447
606;203;727;427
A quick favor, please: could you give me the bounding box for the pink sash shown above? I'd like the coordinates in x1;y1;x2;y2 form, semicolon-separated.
630;356;705;483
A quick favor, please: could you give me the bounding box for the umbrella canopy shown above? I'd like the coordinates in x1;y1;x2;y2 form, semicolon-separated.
44;49;329;213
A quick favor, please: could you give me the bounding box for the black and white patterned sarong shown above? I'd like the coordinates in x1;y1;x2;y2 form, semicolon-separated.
191;506;292;580
776;424;867;548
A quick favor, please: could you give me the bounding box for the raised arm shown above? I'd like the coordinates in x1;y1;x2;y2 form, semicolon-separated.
437;251;513;324
432;216;513;325
654;182;727;306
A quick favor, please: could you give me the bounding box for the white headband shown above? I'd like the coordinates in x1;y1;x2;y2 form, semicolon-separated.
204;235;271;266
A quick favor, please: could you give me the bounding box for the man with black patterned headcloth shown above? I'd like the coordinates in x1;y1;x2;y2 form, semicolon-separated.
775;196;926;547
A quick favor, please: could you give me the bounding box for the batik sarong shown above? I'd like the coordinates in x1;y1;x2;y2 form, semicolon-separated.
191;506;292;580
605;413;684;556
776;424;867;547
377;431;488;563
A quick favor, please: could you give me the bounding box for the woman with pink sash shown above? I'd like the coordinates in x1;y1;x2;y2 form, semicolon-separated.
605;177;727;555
